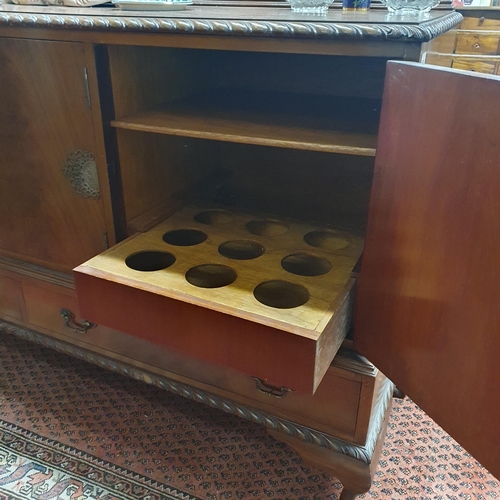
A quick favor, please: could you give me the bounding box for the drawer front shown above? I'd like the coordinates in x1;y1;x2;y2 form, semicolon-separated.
452;57;497;74
455;33;500;55
75;270;354;395
461;17;500;31
17;280;365;443
424;53;453;68
22;282;94;338
21;281;153;356
0;275;25;321
74;204;362;395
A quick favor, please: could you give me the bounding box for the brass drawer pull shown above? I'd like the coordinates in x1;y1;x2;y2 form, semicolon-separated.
60;308;96;334
252;377;292;398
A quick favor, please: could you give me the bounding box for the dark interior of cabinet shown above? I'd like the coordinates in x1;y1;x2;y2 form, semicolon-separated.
108;45;388;237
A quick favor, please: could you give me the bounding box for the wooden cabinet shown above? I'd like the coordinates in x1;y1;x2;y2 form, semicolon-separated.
3;6;498;499
424;8;500;73
75;44;382;395
0;275;24;322
0;38;109;272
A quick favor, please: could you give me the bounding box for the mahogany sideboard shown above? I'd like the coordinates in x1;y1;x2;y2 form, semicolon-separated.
3;5;499;499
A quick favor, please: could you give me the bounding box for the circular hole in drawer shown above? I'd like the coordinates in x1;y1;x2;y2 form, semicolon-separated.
194;209;234;225
219;240;265;260
281;253;332;276
304;230;351;251
186;264;237;288
125;251;176;272
246;220;289;237
254;280;309;309
163;229;207;246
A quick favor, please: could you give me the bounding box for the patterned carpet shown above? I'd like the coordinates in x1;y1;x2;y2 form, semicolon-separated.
0;333;498;500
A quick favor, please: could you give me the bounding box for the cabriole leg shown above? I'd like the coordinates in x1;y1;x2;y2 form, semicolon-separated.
339;488;359;500
266;395;392;499
267;429;372;498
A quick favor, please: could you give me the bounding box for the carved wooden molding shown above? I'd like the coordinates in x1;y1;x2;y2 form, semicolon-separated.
364;376;394;453
1;319;392;463
0;9;462;42
332;348;377;377
0;255;74;289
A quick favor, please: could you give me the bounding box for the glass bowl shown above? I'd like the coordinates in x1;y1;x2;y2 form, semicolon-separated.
381;0;439;12
286;0;334;14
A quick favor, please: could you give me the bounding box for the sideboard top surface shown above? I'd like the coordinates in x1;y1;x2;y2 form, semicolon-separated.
0;4;462;43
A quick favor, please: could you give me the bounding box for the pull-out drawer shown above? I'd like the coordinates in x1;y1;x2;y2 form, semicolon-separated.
460;16;500;31
451;57;497;74
455;32;500;55
75;204;363;394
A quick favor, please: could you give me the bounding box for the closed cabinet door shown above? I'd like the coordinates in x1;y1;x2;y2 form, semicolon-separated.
0;38;107;271
355;61;500;480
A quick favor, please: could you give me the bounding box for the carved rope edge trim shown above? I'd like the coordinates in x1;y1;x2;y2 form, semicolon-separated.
1;320;382;463
0;255;74;289
364;376;394;455
0;12;462;41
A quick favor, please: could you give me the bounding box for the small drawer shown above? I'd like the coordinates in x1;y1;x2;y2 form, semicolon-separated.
0;275;25;322
74;203;363;395
461;17;500;31
22;282;94;337
455;33;500;55
452;57;497;74
21;281;132;353
119;341;366;443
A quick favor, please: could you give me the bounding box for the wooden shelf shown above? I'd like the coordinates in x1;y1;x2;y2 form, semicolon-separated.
111;91;380;157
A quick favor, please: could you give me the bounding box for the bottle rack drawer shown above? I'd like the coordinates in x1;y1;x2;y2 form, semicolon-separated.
74;204;363;394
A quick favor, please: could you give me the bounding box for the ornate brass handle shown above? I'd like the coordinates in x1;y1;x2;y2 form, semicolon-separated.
60;308;96;334
252;377;292;398
63;150;100;199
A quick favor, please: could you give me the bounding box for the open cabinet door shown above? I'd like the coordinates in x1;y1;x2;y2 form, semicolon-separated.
355;61;500;479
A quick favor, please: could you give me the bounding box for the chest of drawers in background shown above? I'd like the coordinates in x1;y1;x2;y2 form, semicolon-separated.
424;8;500;73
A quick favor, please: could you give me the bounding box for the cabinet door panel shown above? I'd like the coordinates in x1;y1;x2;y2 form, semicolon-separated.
0;39;106;271
355;62;500;479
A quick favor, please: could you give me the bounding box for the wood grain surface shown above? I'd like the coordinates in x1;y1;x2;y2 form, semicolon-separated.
77;203;363;334
451;57;498;73
461;15;500;31
112;91;379;157
355;61;500;479
0;275;25;322
0;38;107;271
75;203;363;393
4;268;368;442
455;32;500;55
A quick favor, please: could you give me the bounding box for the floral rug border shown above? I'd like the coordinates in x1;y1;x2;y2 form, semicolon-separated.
0;419;200;500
